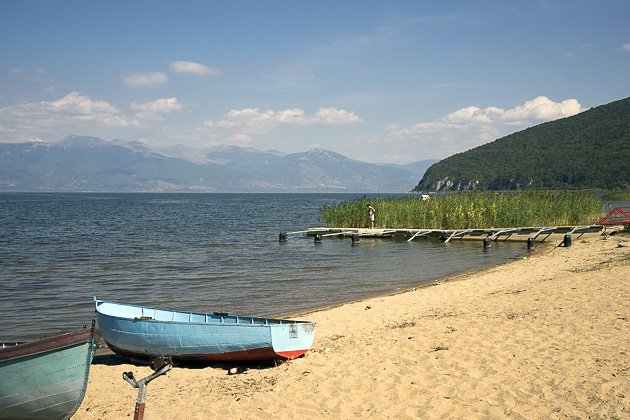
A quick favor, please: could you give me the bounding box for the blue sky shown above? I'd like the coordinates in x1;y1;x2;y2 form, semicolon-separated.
1;0;628;163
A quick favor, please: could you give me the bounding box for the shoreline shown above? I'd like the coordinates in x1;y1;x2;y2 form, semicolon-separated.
279;236;561;320
77;233;629;419
287;243;549;320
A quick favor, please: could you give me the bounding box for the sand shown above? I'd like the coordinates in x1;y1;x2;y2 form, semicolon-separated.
76;234;629;419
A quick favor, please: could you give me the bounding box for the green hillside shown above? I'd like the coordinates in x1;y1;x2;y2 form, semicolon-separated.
414;97;630;191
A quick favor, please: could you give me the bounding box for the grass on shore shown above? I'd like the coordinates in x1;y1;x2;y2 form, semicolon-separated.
601;190;630;201
320;191;605;229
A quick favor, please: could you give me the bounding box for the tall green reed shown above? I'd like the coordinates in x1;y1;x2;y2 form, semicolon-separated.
320;191;605;229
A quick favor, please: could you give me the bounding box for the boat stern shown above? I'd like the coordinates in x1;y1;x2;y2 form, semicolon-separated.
270;322;316;360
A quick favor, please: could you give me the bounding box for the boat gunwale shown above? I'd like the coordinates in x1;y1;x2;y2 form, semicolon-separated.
0;322;97;363
94;299;315;327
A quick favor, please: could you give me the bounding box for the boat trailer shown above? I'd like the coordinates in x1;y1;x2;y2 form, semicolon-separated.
123;355;173;420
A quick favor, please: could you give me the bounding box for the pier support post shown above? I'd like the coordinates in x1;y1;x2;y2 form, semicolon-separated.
563;234;572;247
279;232;288;243
351;234;361;245
314;234;322;244
483;237;491;249
527;237;536;250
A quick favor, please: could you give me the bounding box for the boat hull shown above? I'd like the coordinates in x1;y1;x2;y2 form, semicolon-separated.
0;325;96;420
95;299;315;362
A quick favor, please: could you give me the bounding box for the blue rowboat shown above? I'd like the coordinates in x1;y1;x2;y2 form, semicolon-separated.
0;322;97;420
94;298;316;362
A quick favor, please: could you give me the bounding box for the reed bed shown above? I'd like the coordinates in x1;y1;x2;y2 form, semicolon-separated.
601;191;630;201
320;191;605;229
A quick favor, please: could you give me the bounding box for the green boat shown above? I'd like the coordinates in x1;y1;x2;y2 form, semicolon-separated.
0;321;97;420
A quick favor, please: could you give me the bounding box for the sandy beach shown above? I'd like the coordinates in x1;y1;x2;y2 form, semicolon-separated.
76;233;629;419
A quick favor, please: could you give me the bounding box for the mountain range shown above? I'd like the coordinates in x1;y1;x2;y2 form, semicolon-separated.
0;136;436;192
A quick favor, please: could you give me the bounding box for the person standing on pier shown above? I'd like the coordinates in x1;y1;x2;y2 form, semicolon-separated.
367;204;376;229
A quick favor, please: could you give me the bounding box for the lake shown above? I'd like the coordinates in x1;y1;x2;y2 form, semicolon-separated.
0;193;527;341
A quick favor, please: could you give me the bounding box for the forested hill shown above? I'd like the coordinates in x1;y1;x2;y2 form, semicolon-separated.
413;96;630;192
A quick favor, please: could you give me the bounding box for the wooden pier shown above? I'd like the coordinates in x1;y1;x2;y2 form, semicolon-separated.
280;225;606;248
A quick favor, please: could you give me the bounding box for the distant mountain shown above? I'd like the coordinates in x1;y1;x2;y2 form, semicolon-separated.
0;136;435;192
414;96;630;191
397;160;440;176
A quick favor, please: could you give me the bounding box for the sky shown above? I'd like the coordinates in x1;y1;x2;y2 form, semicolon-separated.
0;1;628;164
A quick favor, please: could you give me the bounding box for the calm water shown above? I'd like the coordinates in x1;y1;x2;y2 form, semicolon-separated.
0;193;526;341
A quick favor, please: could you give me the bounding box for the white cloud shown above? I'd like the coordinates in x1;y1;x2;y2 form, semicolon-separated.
130;98;183;119
50;92;120;115
382;96;584;160
0;92;138;141
169;61;218;76
202;107;360;134
130;98;183;114
433;96;582;127
501;96;581;122
314;107;362;124
217;108;307;129
622;43;630;52
124;72;168;87
196;107;361;147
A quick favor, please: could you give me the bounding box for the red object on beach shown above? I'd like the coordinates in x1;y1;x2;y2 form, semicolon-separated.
597;206;630;226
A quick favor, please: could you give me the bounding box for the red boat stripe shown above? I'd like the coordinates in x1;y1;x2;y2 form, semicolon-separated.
105;342;309;362
275;349;309;360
